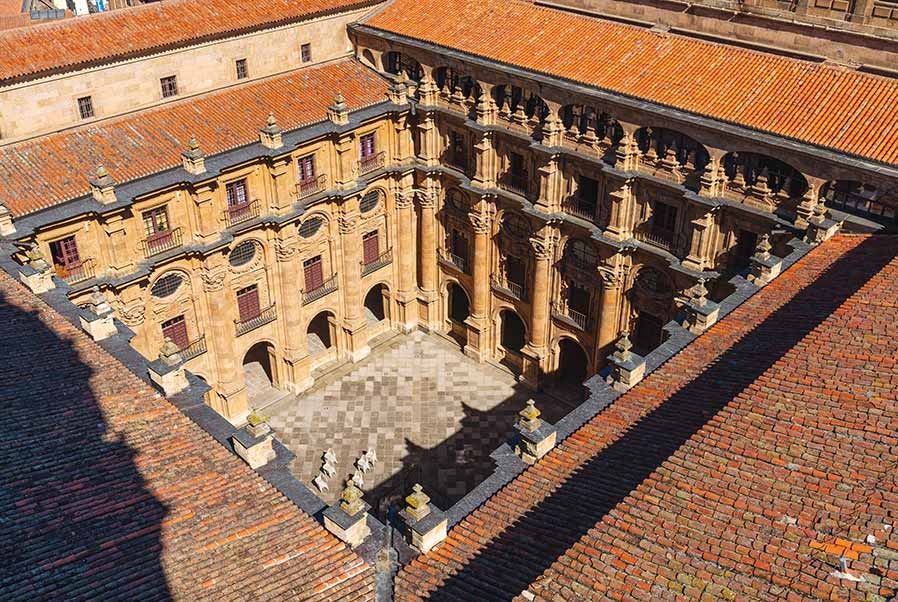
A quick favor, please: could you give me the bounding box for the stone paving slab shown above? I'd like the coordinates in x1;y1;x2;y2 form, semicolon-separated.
267;331;577;514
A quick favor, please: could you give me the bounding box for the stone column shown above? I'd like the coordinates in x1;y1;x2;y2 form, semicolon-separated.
274;232;313;393
464;206;492;361
521;230;555;388
417;184;440;329
339;203;369;361
395;189;418;331
101;213;134;275
595;265;623;369
795;175;825;230
416;112;441;168
201;260;248;421
534;152;563;214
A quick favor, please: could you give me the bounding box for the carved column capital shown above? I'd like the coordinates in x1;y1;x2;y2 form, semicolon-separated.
395;190;414;210
274;237;298;262
468;211;491;234
529;234;555;261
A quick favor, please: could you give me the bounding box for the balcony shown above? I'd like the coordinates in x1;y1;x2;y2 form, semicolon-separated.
180;336;208;361
142;228;183;258
634;227;677;252
563;196;597;222
499;172;529;197
357;151;386;176
360;248;392;276
234;304;277;336
57;258;95;285
447;153;468;174
302;274;338;305
296;174;327;200
223;199;261;228
438;249;468;274
491;275;527;302
552;302;588;330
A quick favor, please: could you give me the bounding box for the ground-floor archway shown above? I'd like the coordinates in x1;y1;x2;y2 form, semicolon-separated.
307;311;335;354
499;309;526;354
448;282;470;324
243;341;284;408
556;338;588;385
633;311;665;356
364;283;387;323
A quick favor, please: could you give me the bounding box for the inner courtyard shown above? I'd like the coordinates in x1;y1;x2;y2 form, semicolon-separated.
266;330;581;514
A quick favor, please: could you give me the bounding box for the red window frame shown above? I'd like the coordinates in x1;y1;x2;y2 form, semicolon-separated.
142;206;171;240
297;155;315;182
226;179;248;208
362;231;380;265
161;315;189;350
303;256;324;291
236;285;261;322
360;133;376;159
49;236;81;277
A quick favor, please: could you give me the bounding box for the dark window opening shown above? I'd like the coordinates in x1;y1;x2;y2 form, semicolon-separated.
500;310;526;353
235;58;248;80
567;284;590;315
651;202;678;239
77;96;94;119
160;75;178;98
449;283;470;324
578;175;599;205
633;312;665;356
301;43;312;63
732;229;758;272
49;236;81;278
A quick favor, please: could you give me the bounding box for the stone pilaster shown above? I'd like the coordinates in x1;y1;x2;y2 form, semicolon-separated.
682;207;719;272
521;229;555;388
101;212;134;274
338;203;369;361
274;232;313;393
395;189;419;331
464;206;492;362
417;185;440;329
190;182;219;244
472;131;497;189
534;153;563;214
603;178;636;242
267;156;293;214
416;112;441;168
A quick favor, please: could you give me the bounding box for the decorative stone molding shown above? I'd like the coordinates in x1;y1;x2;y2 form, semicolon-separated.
274;237;297;262
147;338;189;396
467;211;490;234
683;278;719;334
181;136;206;175
416;189;437;209
323;479;371;549
259;112;283;149
338;213;359;234
89;165;117;205
387;75;409;105
113;300;146;327
529;233;555;261
395;190;414;210
200;267;227;292
399;484;447;553
747;234;783;287
514;399;557;464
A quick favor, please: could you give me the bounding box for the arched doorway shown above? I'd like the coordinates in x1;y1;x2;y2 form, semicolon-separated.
447;282;470;345
364;284;386;323
557;338;588;385
307;311;334;354
500;309;526;353
633;312;665;355
243;341;282;407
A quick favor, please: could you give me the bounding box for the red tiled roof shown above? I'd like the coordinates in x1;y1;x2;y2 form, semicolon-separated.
364;0;898;167
0;0;23;17
0;269;375;600
0;0;382;82
0;58;389;216
394;234;898;601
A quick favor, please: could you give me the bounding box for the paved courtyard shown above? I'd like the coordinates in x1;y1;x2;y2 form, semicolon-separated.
266;331;580;515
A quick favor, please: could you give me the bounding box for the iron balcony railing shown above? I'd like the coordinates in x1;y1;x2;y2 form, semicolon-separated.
357;151;386;175
296;174;327;200
361;247;393;276
634;227;677;252
491;275;527;302
563;196;598;222
499;172;529;197
179;336;208;361
552;302;588;330
58;258;95;285
234;304;277;336
142;228;183;258
223;199;261;228
438;248;468;274
302;274;338;305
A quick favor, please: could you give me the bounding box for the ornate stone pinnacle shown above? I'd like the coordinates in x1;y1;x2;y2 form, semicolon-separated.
614;331;633;362
754;233;772;260
340;478;365;516
188;135;200;152
96;165;108;179
266;112;277;128
690;278;708;307
247;407;269;427
24;241;48;270
333;91;346;109
813;199;827;220
519;399;542;432
159;337;182;366
405;483;432;520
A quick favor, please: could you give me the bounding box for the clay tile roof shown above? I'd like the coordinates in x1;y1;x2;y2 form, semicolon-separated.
0;58;390;217
364;0;898;167
394;234;898;601
0;0;382;82
0;269;376;600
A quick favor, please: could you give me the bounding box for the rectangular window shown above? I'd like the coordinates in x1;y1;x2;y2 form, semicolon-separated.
505;256;525;287
362;230;380;264
360;133;376;159
450;229;467;261
303;256;324;291
578;175;599;204
297;155;315;182
652;202;678;233
142;206;171;238
225;179;248;207
301;43;312;63
77;96;94;119
449;131;465;168
160;75;178;98
568;284;590;315
49;236;81;279
509;152;526;177
161;315;189;350
236;285;261;322
235;58;248;80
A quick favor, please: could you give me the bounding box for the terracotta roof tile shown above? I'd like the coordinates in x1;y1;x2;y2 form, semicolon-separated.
365;0;898;166
393;234;898;601
0;269;376;600
0;0;382;82
0;58;389;216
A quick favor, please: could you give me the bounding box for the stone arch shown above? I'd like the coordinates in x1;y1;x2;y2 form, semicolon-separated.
242;340;280;403
361;48;376;69
555;336;589;385
627;265;674;356
434;66;481;99
722;151;808;199
446;280;471;325
307;309;337;354
821;180;897;223
562;238;599;270
497;307;527;354
493;84;549;119
383;50;423;81
634;126;710;172
559;104;622;144
363;282;390;323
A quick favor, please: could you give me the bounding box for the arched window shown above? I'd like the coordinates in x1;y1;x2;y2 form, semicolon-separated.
229;241;257;267
360;189;383;213
446;189;467;212
565;239;597;268
299;216;324;238
634;267;672;296
501;213;530;239
151;273;184;299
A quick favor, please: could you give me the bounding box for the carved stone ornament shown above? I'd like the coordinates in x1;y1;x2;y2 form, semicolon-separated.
597;265;622;289
467;211;490;234
395;190;414;210
274;237;297;262
529;235;555;261
339;213;359;234
113;300;146;326
200;267;227;292
416;189;437;209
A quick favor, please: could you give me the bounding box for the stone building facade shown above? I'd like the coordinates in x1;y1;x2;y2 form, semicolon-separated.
2;0;896;426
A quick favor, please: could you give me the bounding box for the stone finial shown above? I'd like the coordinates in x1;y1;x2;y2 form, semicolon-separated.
388;75;408;105
88;285;113;316
405;483;432;521
812;198;827;222
327;92;349;125
613;331;633;363
159;337;182;366
246;408;271;438
0;202;13;236
518;399;542;433
89;164;117;204
753;233;772;261
689;278;708;308
181;135;206;175
340;478;366;516
24;241;49;271
259;111;283;149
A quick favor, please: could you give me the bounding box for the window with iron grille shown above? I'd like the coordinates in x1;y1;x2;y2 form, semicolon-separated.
362;231;380;264
142;206;170;238
301;43;312;63
235;58;248;80
77;96;94;119
360;133;375;158
299;216;324;238
303;256;324;291
297;155;315;182
160;75;178;98
151;273;184;299
225;179;248;207
161;315;189;350
359;189;381;213
49;236;80;271
229;241;256;267
236;285;260;322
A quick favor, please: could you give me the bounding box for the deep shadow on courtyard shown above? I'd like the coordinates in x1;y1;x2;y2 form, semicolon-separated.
266;330;583;516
